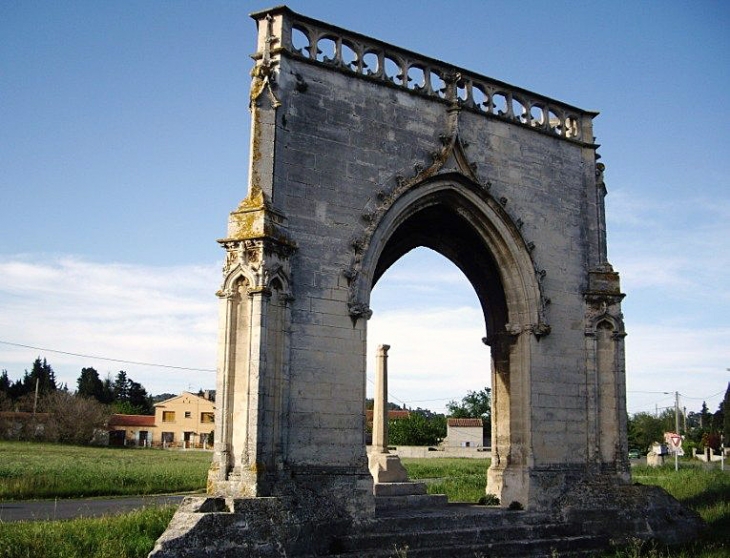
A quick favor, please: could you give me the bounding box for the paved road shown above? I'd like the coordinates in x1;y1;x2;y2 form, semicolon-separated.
0;493;189;523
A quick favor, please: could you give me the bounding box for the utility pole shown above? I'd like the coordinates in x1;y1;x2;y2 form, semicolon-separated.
33;377;39;415
674;391;680;472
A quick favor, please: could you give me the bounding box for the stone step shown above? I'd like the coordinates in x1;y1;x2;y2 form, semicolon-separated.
303;505;613;558
335;521;580;553
358;506;551;532
374;481;428;496
374;493;448;513
316;534;610;558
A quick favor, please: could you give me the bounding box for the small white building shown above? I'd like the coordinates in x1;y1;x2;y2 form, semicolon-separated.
445;418;485;448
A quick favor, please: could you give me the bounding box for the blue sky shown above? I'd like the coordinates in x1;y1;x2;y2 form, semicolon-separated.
1;1;728;416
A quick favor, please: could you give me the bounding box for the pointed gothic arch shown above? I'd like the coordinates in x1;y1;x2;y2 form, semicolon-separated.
357;173;546;501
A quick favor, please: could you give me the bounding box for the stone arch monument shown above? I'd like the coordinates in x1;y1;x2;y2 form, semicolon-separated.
150;7;701;557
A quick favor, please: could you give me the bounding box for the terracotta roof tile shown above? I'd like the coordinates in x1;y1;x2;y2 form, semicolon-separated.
447;418;483;427
108;414;156;428
365;409;410;421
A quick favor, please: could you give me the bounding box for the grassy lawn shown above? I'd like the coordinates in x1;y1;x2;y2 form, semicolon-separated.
0;441;210;500
0;448;727;558
0;505;177;558
401;457;490;503
620;464;730;557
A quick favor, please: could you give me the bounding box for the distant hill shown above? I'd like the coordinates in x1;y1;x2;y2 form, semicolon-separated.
151;393;177;403
151;390;216;403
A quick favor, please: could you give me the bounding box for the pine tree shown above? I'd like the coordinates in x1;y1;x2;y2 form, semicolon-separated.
112;371;130;402
0;370;9;393
100;375;114;404
76;367;105;401
128;380;153;414
23;357;56;396
700;401;711;429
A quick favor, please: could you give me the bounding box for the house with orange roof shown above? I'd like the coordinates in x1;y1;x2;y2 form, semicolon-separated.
108;391;215;448
444;417;486;448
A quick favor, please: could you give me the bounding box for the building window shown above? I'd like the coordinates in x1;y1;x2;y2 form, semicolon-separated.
162;411;175;422
200;412;214;424
184;411;191;419
162;432;174;443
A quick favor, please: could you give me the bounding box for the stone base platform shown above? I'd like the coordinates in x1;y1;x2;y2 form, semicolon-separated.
148;483;703;558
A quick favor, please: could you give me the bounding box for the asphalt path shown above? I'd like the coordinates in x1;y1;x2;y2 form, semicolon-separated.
0;493;189;523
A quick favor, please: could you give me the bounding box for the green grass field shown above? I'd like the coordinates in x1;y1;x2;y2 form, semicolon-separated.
622;464;730;558
0;444;727;558
401;457;490;503
0;505;176;558
0;441;211;500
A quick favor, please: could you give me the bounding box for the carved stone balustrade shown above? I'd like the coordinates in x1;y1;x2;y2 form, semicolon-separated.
253;6;596;145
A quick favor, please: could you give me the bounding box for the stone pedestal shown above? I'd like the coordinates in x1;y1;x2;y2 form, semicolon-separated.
369;344;411;487
368;452;409;484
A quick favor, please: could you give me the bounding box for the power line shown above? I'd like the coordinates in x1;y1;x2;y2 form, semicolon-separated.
681;389;725;401
0;340;215;373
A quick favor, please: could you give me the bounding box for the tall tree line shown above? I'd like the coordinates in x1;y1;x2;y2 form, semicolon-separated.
627;382;729;453
0;358;154;415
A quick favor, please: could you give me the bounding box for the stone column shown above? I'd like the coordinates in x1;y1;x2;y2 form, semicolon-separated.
371;344;390;454
368;344;408;484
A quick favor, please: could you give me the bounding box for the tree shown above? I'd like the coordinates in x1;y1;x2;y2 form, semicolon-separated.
112;371;130;402
446;387;492;433
0;370;10;393
76;367;104;401
700;401;712;429
127;380;153;414
0;389;11;412
388;411;446;446
627;410;674;451
7;377;25;401
26;357;56;395
42;391;111;445
0;371;13;411
365;398;403;411
109;371;153;414
100;375;114;404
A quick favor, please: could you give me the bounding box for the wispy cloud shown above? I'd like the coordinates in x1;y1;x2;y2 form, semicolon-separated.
367;305;489;412
0;255;219;394
1;249;725;418
606;187;730;413
625;324;729;415
609;188;730;300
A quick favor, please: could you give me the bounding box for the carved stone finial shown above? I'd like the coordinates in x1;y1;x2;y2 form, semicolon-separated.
250;14;281;108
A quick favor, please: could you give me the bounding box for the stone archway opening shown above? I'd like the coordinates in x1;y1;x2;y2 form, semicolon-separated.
358;180;539;505
367;245;492;495
367;247;488;415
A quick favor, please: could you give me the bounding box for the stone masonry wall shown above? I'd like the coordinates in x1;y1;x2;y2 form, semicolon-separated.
271;53;599;469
